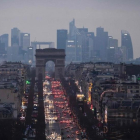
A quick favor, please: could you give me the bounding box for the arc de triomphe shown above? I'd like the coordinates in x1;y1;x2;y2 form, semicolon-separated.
35;48;65;80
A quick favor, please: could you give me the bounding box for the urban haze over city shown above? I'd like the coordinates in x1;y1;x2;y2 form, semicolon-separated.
0;0;140;140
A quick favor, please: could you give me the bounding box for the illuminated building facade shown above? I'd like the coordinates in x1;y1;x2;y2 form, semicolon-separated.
76;93;85;113
20;33;30;51
28;47;33;64
107;36;118;62
66;40;76;64
121;30;133;61
88;83;92;104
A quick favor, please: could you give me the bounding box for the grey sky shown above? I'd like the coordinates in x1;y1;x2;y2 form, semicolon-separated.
0;0;140;58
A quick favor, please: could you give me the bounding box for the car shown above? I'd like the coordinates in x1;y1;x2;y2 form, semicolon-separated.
33;106;38;110
76;131;80;135
70;127;73;130
31;111;38;118
67;135;70;138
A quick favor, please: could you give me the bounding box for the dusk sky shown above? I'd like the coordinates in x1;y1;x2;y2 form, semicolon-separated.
0;0;140;58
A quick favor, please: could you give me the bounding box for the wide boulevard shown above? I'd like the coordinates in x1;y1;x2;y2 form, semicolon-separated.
44;79;84;140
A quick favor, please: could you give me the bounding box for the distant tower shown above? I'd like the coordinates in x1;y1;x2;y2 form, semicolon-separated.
107;36;118;62
69;19;75;39
94;27;108;61
0;34;8;51
20;33;30;51
121;30;133;60
57;29;67;50
11;28;20;46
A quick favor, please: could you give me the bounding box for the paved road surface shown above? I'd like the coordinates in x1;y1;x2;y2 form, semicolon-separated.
44;80;86;140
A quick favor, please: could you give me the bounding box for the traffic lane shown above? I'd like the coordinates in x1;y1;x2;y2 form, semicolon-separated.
45;105;59;129
54;100;82;139
60;123;82;139
51;83;83;139
44;95;61;138
46;121;60;135
59;119;81;137
62;116;83;139
45;115;61;137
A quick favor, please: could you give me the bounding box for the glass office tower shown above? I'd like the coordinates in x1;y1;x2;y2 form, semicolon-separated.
121;30;133;61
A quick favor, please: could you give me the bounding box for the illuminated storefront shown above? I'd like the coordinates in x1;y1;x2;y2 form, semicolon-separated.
105;106;108;123
76;93;85;101
88;83;92;104
76;93;85;112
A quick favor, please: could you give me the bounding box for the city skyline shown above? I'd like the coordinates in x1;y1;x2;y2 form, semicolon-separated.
1;1;140;139
0;0;140;58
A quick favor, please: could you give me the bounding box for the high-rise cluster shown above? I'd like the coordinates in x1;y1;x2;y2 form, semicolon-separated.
0;27;31;63
0;27;56;65
56;19;134;64
0;20;134;65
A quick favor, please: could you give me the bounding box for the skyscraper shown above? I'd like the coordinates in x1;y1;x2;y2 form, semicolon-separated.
0;34;8;51
94;27;108;61
20;33;30;51
57;29;67;50
76;28;89;62
69;19;76;40
0;41;5;54
87;32;94;61
107;36;118;62
66;40;76;64
28;47;33;64
77;28;88;34
121;30;133;60
11;28;20;46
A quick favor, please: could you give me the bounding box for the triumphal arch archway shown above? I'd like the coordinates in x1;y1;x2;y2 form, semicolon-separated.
35;48;65;80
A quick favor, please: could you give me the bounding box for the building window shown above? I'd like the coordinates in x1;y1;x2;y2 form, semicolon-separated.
135;86;139;89
118;119;121;125
138;120;140;124
130;90;133;93
118;113;121;117
127;120;130;125
133;113;136;118
128;86;132;89
127;113;130;118
122;120;126;126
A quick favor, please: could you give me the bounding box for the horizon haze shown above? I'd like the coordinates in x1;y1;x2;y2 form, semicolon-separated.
0;0;140;58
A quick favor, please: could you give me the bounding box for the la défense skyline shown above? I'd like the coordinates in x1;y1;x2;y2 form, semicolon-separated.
0;0;140;58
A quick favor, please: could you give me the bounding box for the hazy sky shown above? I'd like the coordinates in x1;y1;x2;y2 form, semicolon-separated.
0;0;140;58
